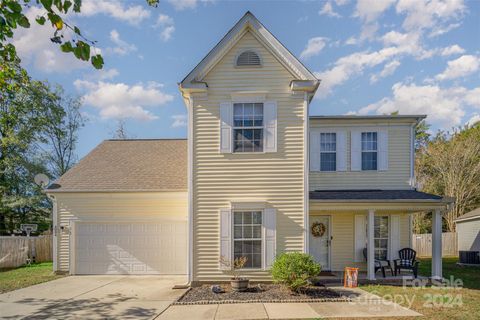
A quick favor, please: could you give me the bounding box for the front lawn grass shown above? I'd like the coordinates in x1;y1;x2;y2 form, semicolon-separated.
361;257;480;320
0;262;64;294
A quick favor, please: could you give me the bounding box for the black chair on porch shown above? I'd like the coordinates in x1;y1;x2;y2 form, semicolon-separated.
394;248;419;278
363;248;394;278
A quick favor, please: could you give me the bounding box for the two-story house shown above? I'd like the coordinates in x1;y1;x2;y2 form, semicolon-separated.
47;12;451;283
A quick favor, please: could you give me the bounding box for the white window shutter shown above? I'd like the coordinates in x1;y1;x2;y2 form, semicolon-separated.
219;208;232;270
378;129;388;171
389;215;400;260
263;208;276;269
336;131;347;171
264;101;277;153
220;102;233;153
310;132;320;171
351;131;362;171
354;215;366;262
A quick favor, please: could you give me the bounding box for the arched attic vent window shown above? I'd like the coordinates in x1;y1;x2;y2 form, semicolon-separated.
236;50;262;67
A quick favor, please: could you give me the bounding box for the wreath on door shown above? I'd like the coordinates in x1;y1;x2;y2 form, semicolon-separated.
311;222;326;237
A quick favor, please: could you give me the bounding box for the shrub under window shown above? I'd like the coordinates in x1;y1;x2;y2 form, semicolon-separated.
271;252;321;292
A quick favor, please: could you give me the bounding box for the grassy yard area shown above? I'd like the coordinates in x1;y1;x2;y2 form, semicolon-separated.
361;257;480;320
0;262;64;294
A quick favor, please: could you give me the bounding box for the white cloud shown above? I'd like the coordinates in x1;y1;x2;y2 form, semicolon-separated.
12;7;88;73
464;88;480;108
315;45;408;97
429;22;461;37
319;2;341;18
358;82;480;127
107;29;137;56
353;0;395;42
396;0;466;32
354;0;396;23
74;80;174;121
466;114;480;127
80;0;150;25
370;60;401;83
345;37;357;45
171;114;187;128
435;55;480;81
300;37;328;59
154;14;175;42
440;44;465;56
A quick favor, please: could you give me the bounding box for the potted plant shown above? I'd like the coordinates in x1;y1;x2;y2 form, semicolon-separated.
220;256;249;292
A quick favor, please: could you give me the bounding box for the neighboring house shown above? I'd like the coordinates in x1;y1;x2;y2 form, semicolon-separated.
46;12;452;282
456;208;480;252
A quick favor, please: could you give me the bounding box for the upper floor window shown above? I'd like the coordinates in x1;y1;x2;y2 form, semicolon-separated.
236;51;262;67
361;132;377;170
233;103;264;152
320;133;336;171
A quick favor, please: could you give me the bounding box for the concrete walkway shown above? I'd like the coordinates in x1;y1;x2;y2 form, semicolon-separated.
0;275;187;319
158;287;421;319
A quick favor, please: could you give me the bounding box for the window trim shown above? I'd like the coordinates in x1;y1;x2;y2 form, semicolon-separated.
320;132;337;172
232;210;265;270
234;49;263;68
232;102;265;154
361;131;378;171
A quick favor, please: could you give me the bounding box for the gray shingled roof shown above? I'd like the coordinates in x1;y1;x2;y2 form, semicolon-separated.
456;207;480;222
47;139;187;192
309;189;444;201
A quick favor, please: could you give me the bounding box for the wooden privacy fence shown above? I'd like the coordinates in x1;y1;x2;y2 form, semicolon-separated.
0;235;52;268
412;232;458;257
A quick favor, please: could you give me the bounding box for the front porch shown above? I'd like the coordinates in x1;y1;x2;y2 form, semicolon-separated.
308;189;453;282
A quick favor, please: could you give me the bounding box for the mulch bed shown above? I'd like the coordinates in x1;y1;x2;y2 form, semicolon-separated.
174;283;351;305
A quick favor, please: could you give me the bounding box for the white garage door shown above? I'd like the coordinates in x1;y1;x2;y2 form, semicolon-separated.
74;221;187;275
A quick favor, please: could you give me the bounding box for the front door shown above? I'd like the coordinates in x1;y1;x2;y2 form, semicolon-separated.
309;216;331;270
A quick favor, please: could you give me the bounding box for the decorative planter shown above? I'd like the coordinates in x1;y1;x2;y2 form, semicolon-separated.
231;278;249;292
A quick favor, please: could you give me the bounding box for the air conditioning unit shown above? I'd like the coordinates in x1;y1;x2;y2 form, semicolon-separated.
459;251;480;265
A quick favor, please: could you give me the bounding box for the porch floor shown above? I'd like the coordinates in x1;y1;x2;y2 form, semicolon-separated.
315;271;428;285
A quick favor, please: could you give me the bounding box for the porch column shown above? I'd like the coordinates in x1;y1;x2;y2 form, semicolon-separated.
432;208;443;280
367;209;375;280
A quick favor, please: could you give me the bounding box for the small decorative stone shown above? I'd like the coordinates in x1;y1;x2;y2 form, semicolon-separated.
211;285;225;294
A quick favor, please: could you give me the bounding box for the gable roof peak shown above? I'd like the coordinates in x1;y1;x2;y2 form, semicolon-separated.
180;11;318;89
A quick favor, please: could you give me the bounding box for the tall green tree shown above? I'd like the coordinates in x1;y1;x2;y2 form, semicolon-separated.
0;58;81;234
40;84;85;177
416;126;480;232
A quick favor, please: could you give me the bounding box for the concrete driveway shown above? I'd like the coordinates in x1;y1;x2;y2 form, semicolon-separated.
0;275;187;320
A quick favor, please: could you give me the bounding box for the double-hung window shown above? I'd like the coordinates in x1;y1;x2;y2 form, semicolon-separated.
233;103;263;152
361;132;378;170
374;216;389;260
320;133;336;171
233;211;262;268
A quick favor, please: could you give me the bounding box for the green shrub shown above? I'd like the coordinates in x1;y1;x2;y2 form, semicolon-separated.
270;252;321;292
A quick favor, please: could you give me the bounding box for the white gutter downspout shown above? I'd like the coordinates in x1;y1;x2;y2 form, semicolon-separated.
50;195;58;272
303;92;310;254
187;96;194;284
410;123;416;188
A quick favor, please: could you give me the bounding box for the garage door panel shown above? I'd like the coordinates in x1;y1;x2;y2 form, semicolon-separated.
75;221;187;275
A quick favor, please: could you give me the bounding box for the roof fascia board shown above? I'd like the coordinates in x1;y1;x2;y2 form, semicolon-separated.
181;12;316;87
455;216;480;223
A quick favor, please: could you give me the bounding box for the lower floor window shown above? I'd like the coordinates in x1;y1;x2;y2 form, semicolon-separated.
374;216;389;260
233;211;262;268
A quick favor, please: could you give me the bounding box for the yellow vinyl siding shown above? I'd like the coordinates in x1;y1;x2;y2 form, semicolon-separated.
192;31;306;282
54;192;187;272
309;119;413;190
310;210;411;271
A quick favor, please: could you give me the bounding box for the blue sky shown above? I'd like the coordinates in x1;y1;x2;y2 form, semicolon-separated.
14;0;480;158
